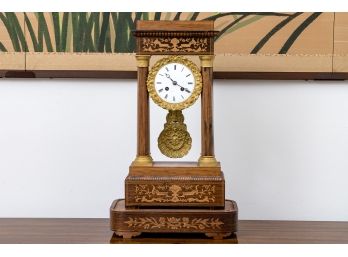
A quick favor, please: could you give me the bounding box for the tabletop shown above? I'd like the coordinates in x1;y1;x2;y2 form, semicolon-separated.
0;219;347;244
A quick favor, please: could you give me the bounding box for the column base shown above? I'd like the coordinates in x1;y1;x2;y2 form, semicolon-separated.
131;155;153;166
198;156;219;167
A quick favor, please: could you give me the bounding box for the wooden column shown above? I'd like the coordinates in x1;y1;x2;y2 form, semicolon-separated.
132;55;153;166
199;55;219;167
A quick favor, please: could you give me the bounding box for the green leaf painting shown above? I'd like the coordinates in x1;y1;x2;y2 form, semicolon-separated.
0;12;322;54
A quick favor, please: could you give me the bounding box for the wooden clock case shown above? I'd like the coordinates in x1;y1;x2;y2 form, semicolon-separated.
110;20;238;240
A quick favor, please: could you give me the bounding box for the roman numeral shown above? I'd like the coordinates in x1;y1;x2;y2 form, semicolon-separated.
159;74;164;76
158;88;163;92
174;65;176;70
165;94;168;99
185;89;191;93
173;96;175;102
181;95;184;99
157;82;162;84
165;67;169;72
181;67;184;72
186;74;191;77
188;82;193;84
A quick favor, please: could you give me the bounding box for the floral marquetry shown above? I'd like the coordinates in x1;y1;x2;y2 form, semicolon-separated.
124;217;224;230
134;184;216;203
139;37;212;55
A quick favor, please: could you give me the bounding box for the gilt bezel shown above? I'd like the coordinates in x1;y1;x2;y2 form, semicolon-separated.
147;56;202;111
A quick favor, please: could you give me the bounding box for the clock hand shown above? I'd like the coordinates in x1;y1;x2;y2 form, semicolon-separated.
165;73;191;93
165;73;175;83
174;81;191;93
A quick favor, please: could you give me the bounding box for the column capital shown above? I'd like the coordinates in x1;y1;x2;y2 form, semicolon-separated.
199;55;215;68
136;55;151;68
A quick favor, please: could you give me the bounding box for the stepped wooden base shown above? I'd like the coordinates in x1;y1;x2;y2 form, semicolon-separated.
110;199;238;240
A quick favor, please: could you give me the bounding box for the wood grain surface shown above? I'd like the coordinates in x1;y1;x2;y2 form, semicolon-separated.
201;66;215;157
0;219;347;243
136;65;151;157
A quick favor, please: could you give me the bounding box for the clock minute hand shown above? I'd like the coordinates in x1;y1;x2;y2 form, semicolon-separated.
165;73;175;83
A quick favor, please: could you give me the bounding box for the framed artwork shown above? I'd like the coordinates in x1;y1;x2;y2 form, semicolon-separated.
0;12;347;79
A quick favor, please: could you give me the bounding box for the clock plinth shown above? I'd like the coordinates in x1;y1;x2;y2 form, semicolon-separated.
110;199;238;240
110;20;238;240
125;161;225;208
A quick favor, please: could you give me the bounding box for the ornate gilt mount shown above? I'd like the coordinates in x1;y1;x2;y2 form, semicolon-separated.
147;55;202;111
198;156;220;167
132;155;153;167
135;55;151;67
134;184;216;203
158;110;192;158
199;55;215;67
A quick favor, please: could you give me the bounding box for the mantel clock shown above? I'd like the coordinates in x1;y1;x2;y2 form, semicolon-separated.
110;20;238;240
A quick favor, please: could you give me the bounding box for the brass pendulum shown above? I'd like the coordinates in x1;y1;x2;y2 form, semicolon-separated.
158;110;192;158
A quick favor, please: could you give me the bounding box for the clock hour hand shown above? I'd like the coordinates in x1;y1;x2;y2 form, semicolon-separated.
175;82;191;93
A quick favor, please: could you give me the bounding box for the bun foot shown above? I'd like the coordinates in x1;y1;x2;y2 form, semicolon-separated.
205;232;232;240
115;231;142;239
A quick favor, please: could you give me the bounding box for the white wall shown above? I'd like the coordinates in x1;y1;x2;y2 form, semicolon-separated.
0;79;347;220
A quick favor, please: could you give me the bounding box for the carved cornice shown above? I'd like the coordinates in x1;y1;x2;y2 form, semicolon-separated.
126;175;224;181
133;31;218;38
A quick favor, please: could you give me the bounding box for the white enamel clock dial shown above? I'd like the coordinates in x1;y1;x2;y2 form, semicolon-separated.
154;63;195;104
